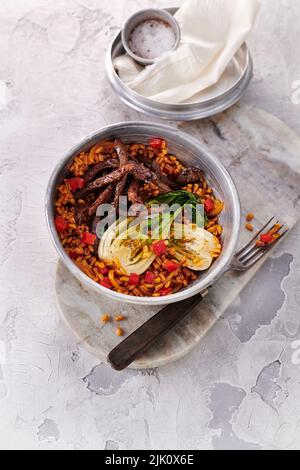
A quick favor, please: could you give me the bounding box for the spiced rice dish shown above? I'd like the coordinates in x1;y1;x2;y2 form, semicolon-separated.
54;138;224;298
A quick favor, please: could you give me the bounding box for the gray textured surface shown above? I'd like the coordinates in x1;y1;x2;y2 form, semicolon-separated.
0;0;300;450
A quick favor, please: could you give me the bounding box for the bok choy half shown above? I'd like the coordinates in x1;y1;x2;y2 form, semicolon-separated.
98;191;221;275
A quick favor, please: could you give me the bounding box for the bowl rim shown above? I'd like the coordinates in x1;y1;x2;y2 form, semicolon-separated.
121;8;181;66
45;122;241;306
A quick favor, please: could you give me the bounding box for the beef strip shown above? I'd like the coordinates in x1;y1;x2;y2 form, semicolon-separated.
136;154;153;169
114;139;129;166
138;154;203;188
77;163;153;199
137;154;178;191
88;185;115;217
84;159;119;183
76;165;132;198
144;168;173;194
75;203;90;225
112;177;128;210
175;167;204;185
151;160;179;190
113;139;130;210
152;177;173;194
128;178;142;204
131;162;153;182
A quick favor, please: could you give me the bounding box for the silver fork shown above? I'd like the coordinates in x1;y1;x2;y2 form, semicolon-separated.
108;217;289;370
230;217;289;272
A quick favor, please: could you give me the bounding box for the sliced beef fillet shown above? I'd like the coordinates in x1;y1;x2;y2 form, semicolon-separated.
77;163;153;199
114;139;129;166
137;155;178;191
113;177;128;210
88;185;115;217
113;139;130;210
128;179;142;205
76;165;133;198
151;161;179;190
75;203;90;226
130;162;153;182
84;159;119;183
175;167;204;185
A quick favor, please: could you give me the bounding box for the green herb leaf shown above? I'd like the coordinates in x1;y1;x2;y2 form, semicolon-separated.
148;190;198;207
148;191;207;228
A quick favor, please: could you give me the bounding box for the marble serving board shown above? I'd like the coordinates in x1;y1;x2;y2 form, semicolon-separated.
56;105;300;369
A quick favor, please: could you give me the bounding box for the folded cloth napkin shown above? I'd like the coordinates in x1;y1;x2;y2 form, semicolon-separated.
114;0;260;104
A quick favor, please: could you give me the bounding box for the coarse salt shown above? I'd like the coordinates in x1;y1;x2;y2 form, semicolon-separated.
128;19;176;60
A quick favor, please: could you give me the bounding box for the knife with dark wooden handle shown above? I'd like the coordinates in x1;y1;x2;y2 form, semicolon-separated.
108;292;206;371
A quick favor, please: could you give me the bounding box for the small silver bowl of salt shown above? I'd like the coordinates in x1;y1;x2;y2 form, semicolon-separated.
122;8;181;66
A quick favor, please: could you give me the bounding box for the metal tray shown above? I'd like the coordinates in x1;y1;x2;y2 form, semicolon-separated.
105;8;253;121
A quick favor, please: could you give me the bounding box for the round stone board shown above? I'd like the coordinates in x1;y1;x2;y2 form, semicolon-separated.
56;105;300;369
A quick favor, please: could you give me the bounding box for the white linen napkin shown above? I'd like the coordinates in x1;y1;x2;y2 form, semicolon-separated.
114;0;260;104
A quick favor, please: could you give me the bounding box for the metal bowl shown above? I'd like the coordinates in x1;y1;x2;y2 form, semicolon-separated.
106;8;253;121
45;122;241;306
122;8;181;66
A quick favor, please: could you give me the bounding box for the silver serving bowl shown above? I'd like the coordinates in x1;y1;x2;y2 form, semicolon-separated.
45;122;241;306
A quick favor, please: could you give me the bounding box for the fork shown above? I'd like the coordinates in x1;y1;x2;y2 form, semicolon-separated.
108;218;289;370
230;217;289;271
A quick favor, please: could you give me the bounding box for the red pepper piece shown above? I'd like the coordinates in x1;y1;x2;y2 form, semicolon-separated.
55;216;69;233
152;240;167;256
128;273;140;286
100;278;112;289
144;271;155;284
164;260;179;273
66;178;86;193
69;251;80;260
204;199;215;213
82;232;97;245
149;138;164;150
99;267;109;275
158;288;173;296
260;233;273;244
